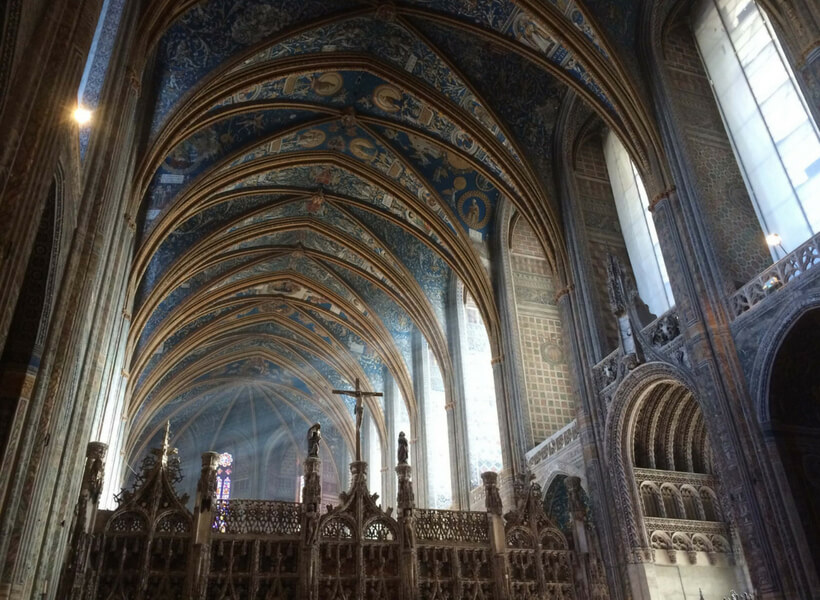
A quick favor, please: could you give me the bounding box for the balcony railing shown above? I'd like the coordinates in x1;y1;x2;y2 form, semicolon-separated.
591;307;684;396
729;232;820;318
526;419;579;470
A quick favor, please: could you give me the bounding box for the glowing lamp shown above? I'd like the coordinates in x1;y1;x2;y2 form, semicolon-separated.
73;106;92;125
765;233;782;247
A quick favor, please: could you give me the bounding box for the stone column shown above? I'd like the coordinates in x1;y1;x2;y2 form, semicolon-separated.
396;459;417;600
189;451;218;599
446;277;473;509
491;358;519;507
301;453;322;600
58;442;107;599
565;476;593;596
489;204;531;478
411;329;429;505
383;370;398;510
482;471;509;599
646;184;806;596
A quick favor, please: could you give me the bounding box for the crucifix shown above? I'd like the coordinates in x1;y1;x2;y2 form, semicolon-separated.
332;378;383;462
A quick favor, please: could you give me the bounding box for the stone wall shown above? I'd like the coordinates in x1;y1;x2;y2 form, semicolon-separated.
663;20;770;290
510;217;574;447
574;132;634;353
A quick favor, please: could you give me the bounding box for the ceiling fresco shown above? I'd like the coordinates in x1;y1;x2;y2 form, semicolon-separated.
579;0;640;58
124;0;646;492
407;18;568;196
222;16;523;163
149;1;617;134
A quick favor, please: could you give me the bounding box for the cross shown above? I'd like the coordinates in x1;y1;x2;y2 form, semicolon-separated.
332;378;383;462
153;421;177;466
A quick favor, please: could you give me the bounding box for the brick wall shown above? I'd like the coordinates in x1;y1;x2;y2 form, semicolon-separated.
510;217;574;447
663;21;770;289
574;134;634;353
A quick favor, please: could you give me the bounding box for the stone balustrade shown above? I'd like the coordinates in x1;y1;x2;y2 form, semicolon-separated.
729;231;820;318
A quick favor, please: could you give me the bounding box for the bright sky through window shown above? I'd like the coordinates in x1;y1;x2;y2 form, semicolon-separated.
695;0;820;255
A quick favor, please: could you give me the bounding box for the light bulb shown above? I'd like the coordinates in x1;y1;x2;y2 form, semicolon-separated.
765;233;782;247
73;106;92;125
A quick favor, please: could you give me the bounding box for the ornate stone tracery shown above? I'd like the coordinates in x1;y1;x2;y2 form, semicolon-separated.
60;430;579;599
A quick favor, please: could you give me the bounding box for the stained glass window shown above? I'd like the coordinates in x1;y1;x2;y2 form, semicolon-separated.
216;452;233;500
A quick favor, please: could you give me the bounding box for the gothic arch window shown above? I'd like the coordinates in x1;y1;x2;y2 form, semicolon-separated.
661;484;684;519
699;487;721;522
694;0;820;254
422;339;452;508
681;485;704;520
603;132;674;316
459;289;503;488
628;378;731;532
216;452;233;500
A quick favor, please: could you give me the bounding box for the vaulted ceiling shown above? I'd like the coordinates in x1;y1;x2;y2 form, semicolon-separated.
124;0;653;495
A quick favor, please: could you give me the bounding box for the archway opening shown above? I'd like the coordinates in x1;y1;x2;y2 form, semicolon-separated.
627;379;732;561
769;308;820;573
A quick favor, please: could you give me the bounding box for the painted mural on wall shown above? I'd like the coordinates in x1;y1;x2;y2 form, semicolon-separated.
510;216;574;445
128;381;348;503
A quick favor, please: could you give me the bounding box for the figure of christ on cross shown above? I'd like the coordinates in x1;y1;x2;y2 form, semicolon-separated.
331;378;383;462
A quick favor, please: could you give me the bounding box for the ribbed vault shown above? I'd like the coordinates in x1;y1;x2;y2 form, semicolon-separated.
124;0;661;501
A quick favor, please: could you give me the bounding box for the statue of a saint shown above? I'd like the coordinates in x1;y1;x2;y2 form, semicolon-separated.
397;431;409;464
307;423;321;458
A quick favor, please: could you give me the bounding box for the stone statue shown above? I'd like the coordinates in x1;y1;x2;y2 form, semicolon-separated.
481;471;503;516
397;431;409;464
307;423;321;458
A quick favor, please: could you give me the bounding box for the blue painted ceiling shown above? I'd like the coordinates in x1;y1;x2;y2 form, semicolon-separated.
126;0;632;479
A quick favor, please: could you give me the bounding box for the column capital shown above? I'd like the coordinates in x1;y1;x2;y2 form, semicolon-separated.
648;186;676;212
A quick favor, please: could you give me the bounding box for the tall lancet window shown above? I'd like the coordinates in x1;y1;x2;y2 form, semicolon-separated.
425;344;452;508
694;0;820;254
461;291;503;488
216;452;233;500
604;133;674;315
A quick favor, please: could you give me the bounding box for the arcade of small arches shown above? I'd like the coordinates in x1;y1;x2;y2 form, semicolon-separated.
0;0;819;599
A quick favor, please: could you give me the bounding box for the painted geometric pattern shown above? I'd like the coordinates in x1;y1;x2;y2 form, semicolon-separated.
511;219;574;446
